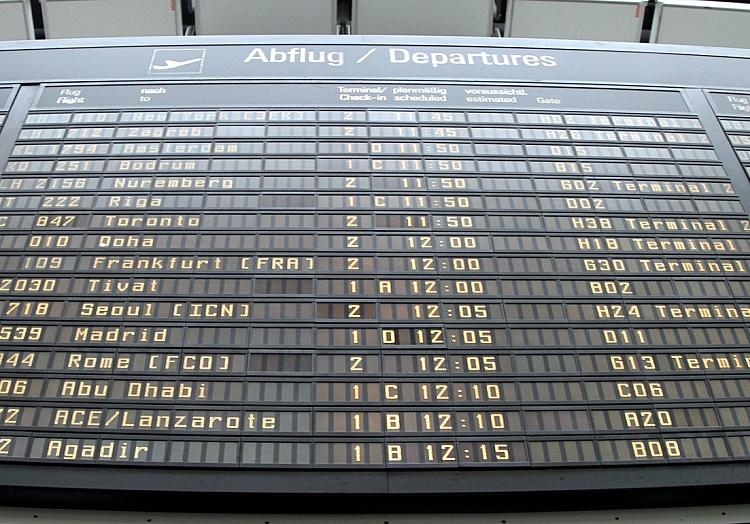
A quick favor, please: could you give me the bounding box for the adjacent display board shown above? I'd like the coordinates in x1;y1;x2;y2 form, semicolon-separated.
1;38;750;505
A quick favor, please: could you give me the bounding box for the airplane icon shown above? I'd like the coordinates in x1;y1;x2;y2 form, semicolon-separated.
151;58;204;70
149;49;206;74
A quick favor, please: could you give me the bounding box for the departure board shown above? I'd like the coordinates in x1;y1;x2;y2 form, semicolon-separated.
2;38;750;505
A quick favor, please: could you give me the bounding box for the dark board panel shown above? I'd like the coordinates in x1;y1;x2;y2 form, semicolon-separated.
31;84;689;112
1;38;750;506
